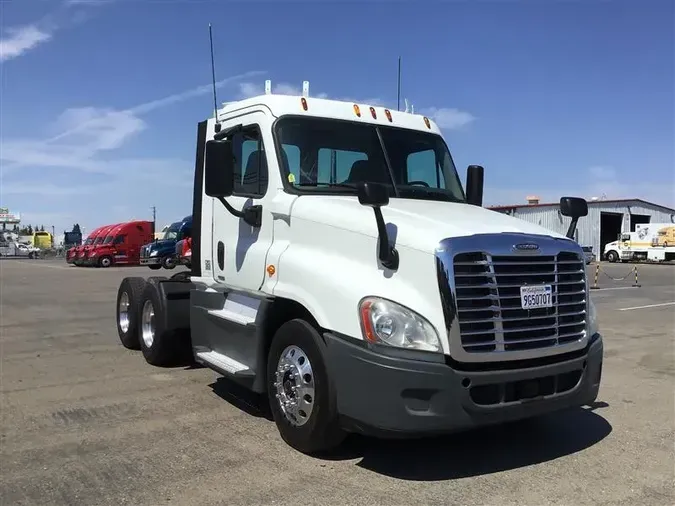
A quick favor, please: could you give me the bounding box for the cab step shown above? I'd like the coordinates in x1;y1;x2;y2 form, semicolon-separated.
195;350;254;378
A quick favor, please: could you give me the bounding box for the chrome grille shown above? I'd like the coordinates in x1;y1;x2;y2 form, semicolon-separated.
453;251;587;354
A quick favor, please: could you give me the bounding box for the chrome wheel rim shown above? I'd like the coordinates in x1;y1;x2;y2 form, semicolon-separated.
118;292;130;333
141;299;155;348
274;345;315;427
102;257;111;267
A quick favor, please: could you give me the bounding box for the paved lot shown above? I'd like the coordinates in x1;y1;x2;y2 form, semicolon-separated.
1;259;673;505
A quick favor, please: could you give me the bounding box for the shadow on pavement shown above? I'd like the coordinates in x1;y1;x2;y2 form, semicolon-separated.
325;403;612;481
209;374;612;481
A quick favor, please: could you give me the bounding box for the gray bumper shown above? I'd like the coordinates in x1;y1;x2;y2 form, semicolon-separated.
140;257;161;265
324;333;603;437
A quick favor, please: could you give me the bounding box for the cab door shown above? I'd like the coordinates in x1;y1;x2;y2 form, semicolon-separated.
210;110;275;292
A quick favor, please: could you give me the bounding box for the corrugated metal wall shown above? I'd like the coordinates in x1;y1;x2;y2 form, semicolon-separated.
493;201;675;260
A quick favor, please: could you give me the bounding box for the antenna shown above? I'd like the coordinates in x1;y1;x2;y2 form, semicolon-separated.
208;23;221;132
397;56;401;111
404;98;409;113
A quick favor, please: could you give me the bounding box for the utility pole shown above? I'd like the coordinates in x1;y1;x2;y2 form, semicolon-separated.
151;206;156;224
397;56;401;112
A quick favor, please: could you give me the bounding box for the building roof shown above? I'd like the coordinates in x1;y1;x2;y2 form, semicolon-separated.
489;198;675;214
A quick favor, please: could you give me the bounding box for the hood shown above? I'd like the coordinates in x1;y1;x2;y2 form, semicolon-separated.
290;196;571;253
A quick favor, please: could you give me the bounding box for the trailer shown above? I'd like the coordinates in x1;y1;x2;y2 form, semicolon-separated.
114;82;602;454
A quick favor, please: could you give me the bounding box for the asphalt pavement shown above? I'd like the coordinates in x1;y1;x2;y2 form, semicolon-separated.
1;259;673;505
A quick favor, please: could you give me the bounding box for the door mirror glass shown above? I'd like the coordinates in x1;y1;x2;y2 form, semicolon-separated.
357;182;389;207
466;165;484;206
560;197;588;218
205;139;235;198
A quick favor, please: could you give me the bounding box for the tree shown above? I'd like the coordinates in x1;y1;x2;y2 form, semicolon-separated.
27;225;33;235
39;225;45;232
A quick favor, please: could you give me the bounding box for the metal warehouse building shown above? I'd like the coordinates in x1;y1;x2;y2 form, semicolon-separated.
489;197;675;261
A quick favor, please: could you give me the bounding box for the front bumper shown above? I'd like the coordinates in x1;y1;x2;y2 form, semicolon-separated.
140;256;161;265
325;333;603;437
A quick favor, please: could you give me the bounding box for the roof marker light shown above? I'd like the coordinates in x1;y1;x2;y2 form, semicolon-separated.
384;109;393;122
423;116;431;129
353;104;361;117
301;97;308;111
369;107;377;119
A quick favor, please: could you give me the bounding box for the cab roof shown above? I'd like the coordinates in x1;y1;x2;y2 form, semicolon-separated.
214;92;442;136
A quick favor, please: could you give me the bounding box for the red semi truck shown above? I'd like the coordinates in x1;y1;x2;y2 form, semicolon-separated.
67;226;106;264
86;220;155;267
74;224;118;266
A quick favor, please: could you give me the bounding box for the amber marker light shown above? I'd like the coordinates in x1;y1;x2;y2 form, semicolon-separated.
384;109;393;122
353;104;361;117
301;98;308;111
266;264;276;276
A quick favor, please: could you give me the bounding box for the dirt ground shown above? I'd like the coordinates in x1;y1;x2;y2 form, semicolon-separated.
1;259;673;505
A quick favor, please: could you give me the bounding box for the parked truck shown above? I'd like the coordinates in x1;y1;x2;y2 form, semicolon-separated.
86;220;155;267
140;215;191;270
114;86;602;454
604;222;675;262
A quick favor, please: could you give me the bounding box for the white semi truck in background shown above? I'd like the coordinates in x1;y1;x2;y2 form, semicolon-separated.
114;82;603;454
604;222;675;262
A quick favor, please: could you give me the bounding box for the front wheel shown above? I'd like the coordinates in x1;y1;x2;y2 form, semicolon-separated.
162;255;176;270
99;256;113;268
266;319;345;455
606;250;619;263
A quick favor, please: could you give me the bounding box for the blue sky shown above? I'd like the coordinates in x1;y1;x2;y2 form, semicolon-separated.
1;0;673;236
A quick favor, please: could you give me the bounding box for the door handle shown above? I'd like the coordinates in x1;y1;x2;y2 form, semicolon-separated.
217;241;224;270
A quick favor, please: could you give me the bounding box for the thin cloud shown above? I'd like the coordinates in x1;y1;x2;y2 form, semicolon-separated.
418;107;476;130
0;0;109;62
0;25;52;62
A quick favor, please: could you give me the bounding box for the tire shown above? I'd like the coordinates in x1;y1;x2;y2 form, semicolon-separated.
116;277;147;350
138;280;181;366
99;256;113;268
266;319;345;454
148;264;162;270
162;255;177;270
606;250;619;263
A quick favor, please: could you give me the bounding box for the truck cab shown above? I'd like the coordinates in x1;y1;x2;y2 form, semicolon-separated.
140;215;191;270
115;85;602;454
75;224;116;266
88;220;154;267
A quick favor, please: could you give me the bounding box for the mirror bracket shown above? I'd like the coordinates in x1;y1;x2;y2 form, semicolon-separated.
372;207;399;270
217;197;262;228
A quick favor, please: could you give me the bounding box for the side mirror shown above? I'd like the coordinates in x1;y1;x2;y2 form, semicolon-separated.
356;182;398;270
204;139;234;198
466;165;484;206
357;182;389;207
560;196;588;239
560;197;588;218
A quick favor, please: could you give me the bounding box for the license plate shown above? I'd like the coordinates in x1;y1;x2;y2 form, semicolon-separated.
520;285;553;310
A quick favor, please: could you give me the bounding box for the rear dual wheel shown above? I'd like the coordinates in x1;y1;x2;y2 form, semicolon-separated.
116;277;147;349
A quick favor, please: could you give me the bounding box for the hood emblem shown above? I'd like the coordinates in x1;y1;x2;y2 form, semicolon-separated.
513;242;540;252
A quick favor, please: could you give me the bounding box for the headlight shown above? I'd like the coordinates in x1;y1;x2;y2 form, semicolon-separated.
358;297;442;353
150;250;158;256
588;297;599;337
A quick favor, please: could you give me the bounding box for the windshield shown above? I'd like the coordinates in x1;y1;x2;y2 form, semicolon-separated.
84;238;94;245
163;222;182;240
273;117;466;202
103;235;114;244
93;236;105;245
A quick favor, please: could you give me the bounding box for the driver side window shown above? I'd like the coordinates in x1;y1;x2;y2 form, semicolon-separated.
406;149;445;188
232;126;269;198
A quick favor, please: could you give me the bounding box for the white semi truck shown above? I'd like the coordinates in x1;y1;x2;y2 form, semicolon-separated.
604;222;675;262
114;84;603;454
